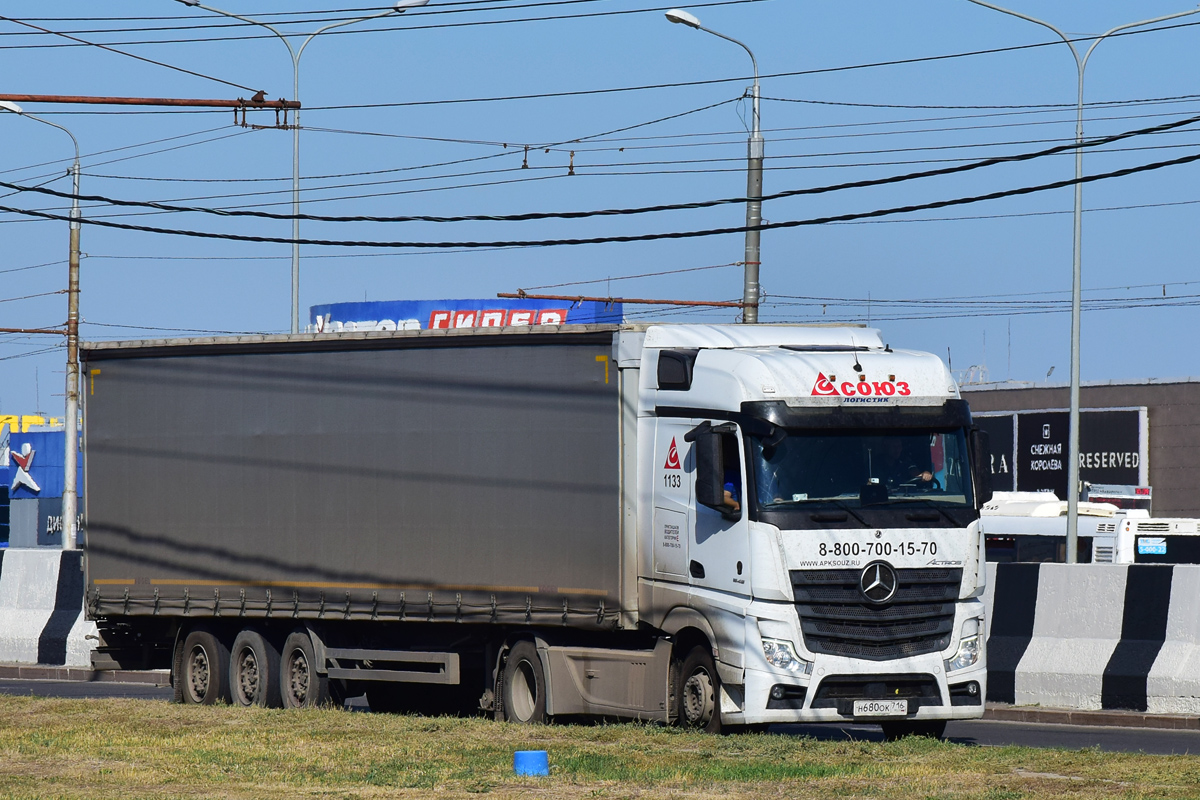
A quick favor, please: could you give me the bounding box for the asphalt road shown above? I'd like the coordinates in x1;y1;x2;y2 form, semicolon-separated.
2;678;1198;755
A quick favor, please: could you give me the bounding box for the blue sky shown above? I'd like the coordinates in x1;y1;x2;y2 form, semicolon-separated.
2;0;1199;414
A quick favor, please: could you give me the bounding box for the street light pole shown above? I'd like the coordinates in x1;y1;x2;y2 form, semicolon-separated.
0;101;81;552
965;1;1200;563
176;0;429;334
666;9;763;323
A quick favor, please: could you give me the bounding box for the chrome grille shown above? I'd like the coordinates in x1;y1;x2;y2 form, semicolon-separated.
791;567;961;661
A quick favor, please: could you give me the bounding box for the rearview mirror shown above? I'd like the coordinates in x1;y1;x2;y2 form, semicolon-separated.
970;427;993;508
692;431;726;510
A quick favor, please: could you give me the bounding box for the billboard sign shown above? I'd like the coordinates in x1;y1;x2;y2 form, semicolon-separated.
2;431;81;500
975;414;1015;492
308;298;623;334
974;408;1147;498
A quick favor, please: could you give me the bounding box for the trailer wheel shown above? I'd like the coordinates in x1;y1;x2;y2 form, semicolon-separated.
502;641;547;724
676;645;721;733
280;631;332;709
880;720;946;741
180;628;231;705
230;630;282;708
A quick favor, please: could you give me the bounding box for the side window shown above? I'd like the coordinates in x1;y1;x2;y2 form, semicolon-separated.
720;431;742;514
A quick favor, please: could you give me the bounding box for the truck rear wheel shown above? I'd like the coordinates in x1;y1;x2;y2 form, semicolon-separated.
230;629;282;708
280;631;332;709
880;720;947;741
179;628;231;705
502;641;548;724
676;645;721;733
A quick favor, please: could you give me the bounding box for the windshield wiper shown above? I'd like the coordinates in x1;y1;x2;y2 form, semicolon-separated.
890;497;961;526
823;499;871;528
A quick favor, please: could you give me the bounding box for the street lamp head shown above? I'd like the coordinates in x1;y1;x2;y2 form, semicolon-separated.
665;8;702;28
394;0;430;10
0;101;24;115
176;0;201;5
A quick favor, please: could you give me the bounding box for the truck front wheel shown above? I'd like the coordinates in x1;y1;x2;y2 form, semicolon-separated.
502;641;548;724
230;629;282;708
179;628;231;705
676;646;721;733
280;631;332;709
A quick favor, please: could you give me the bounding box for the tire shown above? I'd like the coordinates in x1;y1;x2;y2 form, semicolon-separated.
279;630;332;709
501;641;548;724
676;645;721;734
179;628;231;705
880;720;947;741
230;629;282;708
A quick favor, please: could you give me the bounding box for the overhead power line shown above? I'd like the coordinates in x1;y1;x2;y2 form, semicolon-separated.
6;111;1196;224
521;262;742;291
0;1;761;49
499;292;743;308
67;102;1200;188
1;148;1198;249
2;0;641;36
0;15;261;93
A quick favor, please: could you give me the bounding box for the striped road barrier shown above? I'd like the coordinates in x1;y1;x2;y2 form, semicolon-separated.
984;562;1189;714
0;549;96;667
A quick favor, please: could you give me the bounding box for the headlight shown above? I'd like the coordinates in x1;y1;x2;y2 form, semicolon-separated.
761;638;812;674
946;635;980;672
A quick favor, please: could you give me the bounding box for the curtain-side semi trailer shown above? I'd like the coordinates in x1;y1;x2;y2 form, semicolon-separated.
81;323;992;736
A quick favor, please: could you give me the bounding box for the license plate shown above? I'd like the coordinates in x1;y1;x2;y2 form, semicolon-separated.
853;699;908;718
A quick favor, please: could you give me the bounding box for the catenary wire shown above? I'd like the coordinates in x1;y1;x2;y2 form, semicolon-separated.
1;147;1198;248
1;1;674;37
0;15;260;93
0;0;762;49
73;101;1200;188
9;112;1195;224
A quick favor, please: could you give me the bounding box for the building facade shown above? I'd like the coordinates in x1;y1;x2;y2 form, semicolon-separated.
963;378;1200;518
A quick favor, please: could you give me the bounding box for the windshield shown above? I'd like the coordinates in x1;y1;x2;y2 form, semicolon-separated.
750;428;974;510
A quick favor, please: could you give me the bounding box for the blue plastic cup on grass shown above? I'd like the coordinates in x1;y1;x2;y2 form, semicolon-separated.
513;750;549;776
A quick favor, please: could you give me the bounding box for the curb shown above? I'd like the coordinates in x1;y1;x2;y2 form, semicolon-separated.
0;664;170;687
984;702;1200;731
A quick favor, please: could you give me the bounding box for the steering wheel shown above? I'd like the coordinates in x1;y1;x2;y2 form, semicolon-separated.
899;475;941;492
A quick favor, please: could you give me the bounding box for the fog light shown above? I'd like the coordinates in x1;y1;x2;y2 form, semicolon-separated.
770;685;786;700
968;682;979;695
761;638;812;674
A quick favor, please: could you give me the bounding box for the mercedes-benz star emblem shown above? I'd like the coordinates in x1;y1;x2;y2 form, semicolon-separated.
859;561;898;604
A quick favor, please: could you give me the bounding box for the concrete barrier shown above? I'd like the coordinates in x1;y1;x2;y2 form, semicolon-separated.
1147;565;1200;715
986;562;1179;713
0;549;96;667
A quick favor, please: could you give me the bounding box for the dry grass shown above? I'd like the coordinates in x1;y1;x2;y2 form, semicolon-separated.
0;695;1196;799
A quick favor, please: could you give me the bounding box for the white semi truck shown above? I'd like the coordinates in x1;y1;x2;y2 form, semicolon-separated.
83;323;990;737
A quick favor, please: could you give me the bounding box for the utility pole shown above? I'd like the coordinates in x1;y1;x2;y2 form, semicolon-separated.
63;158;80;551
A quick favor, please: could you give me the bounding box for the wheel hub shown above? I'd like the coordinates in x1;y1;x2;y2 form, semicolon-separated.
682;670;714;727
289;651;310;705
187;646;210;701
237;650;260;703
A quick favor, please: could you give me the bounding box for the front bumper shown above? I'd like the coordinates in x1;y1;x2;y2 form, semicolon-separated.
734;653;987;725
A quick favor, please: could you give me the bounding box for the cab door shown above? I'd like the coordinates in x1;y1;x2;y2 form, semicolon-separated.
688;422;751;597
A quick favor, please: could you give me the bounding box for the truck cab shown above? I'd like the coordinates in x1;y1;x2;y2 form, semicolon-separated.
629;324;990;735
